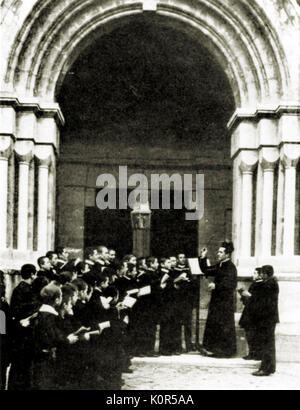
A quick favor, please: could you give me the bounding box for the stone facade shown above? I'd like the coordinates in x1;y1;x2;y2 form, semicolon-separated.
0;0;300;278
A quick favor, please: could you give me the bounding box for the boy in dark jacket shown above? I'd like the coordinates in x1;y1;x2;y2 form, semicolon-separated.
30;283;78;389
239;267;264;360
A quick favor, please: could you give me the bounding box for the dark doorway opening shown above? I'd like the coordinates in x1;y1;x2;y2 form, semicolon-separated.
151;209;198;257
151;189;198;258
84;188;132;256
84;188;198;258
84;206;132;257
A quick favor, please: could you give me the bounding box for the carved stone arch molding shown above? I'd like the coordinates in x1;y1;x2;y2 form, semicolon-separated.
1;0;291;109
1;0;300;275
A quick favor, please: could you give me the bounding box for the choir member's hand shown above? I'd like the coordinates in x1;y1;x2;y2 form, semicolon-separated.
116;302;125;311
20;318;30;327
67;334;79;344
123;315;129;325
208;283;215;291
241;290;251;298
200;248;208;259
83;333;90;341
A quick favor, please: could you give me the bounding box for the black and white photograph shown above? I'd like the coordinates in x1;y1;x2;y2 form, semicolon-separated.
0;0;300;394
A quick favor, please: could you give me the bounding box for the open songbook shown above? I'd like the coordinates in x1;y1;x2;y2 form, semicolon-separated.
138;285;151;297
122;295;137;309
126;288;139;296
188;258;204;275
98;321;111;331
73;326;91;336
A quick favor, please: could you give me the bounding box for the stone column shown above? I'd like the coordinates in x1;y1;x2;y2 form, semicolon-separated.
47;158;56;251
281;144;300;256
27;159;36;251
15;141;34;251
239;151;258;258
259;148;279;257
275;162;285;255
0;136;13;249
35;145;52;254
232;157;241;263
230;120;257;265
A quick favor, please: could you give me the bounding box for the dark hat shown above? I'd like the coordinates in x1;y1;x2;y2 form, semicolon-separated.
261;265;274;277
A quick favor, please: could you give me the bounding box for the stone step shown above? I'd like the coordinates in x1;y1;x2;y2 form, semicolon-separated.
132;354;259;368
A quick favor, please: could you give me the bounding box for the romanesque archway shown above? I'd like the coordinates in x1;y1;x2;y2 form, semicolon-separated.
0;0;299;276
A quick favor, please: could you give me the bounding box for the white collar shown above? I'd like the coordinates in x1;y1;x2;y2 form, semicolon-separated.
39;304;59;316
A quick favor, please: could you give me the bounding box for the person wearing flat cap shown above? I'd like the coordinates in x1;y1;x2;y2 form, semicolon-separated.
199;241;237;358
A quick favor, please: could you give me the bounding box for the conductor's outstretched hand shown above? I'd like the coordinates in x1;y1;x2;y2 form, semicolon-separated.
200;247;208;259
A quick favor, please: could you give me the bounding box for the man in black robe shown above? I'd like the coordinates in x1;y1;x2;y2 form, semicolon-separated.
199;241;237;358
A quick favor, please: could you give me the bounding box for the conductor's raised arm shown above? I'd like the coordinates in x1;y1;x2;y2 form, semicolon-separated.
199;248;219;277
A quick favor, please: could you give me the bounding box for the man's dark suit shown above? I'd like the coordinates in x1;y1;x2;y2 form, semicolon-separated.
252;276;279;374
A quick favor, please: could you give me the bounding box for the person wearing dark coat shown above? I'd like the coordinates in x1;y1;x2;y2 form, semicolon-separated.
55;247;70;272
30;283;78;390
37;256;58;282
199;241;237;358
84;272;122;389
8;264;39;390
239;267;264;360
130;257;158;357
252;265;279;376
142;257;160;356
84;247;103;284
159;258;182;355
55;284;88;390
176;254;197;352
10;265;37;321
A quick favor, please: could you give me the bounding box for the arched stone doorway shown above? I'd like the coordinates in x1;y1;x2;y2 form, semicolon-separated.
0;0;299;276
56;15;234;259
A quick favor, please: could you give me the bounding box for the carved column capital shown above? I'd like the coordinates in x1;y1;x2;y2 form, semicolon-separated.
14;140;34;163
238;150;258;173
259;147;279;171
0;136;14;159
35;145;54;167
280;143;300;168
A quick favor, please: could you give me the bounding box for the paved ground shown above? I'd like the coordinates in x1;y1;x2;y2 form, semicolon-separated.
122;354;300;390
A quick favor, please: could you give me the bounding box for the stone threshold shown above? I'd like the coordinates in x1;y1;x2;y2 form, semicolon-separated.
131;354;259;368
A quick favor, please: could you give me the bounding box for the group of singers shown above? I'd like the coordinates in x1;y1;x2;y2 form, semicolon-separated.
0;240;279;390
0;246;199;390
